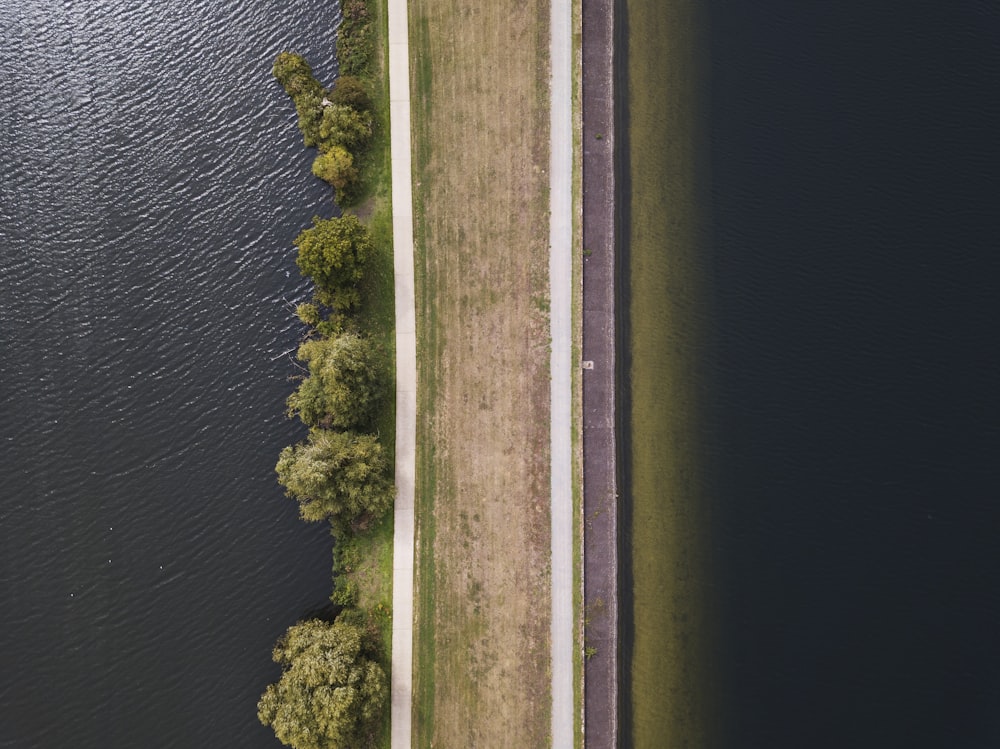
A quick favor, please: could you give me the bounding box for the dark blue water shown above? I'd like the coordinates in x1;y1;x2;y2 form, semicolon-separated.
703;2;1000;746
0;1;343;745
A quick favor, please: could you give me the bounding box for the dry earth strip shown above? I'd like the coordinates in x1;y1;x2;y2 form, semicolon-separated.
409;1;554;746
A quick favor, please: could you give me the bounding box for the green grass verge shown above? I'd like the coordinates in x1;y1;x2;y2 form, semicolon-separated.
335;510;394;745
337;0;394;746
407;36;453;749
408;9;439;745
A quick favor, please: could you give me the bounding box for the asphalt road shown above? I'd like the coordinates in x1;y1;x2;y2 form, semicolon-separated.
581;0;620;745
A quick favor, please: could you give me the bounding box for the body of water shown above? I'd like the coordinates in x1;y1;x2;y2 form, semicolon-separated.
0;1;342;745
624;1;1000;746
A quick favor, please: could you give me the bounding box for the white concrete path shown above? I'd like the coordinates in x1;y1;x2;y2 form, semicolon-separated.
549;0;575;744
387;0;416;746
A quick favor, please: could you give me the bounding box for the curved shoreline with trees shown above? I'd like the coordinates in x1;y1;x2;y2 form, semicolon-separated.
257;1;397;746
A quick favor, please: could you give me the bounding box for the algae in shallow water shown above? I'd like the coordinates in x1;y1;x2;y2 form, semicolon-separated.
623;0;716;745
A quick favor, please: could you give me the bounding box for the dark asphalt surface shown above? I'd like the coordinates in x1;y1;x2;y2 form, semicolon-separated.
581;0;620;745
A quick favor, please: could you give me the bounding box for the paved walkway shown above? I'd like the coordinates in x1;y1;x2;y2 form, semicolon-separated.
581;0;619;745
548;0;574;745
387;0;416;746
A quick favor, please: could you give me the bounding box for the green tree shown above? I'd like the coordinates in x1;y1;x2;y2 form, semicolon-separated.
273;52;323;97
319;104;373;151
312;146;359;193
295;302;321;327
337;0;374;77
286;333;385;430
258;618;388;749
294;91;326;148
328;75;372;112
275;429;394;525
272;52;327;147
294;215;373;309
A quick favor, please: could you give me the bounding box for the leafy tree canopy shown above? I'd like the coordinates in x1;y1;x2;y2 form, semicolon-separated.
319;105;372;152
337;0;374;77
273;52;324;99
273;52;327;147
312;146;359;196
296;302;322;327
258;618;388;749
328;75;372;112
286;333;385;430
272;51;374;202
275;429;394;525
294;215;373;310
294;92;326;149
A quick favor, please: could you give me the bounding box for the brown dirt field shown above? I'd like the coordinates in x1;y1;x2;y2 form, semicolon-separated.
408;1;553;746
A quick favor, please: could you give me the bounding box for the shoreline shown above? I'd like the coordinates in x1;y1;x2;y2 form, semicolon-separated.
622;0;715;744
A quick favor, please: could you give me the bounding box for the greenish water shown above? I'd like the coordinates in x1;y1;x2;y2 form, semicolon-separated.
622;0;716;745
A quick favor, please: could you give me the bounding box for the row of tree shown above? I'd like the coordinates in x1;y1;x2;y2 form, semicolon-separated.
273;47;374;205
276;215;394;531
259;11;392;747
262;214;392;749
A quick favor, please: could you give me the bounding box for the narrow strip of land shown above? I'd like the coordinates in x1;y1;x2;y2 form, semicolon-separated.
409;1;553;745
581;0;619;745
387;0;416;746
549;0;574;743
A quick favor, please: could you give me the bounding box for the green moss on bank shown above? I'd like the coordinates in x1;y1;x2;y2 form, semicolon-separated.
624;0;716;746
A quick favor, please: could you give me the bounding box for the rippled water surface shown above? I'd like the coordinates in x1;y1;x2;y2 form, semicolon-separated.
0;1;343;745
